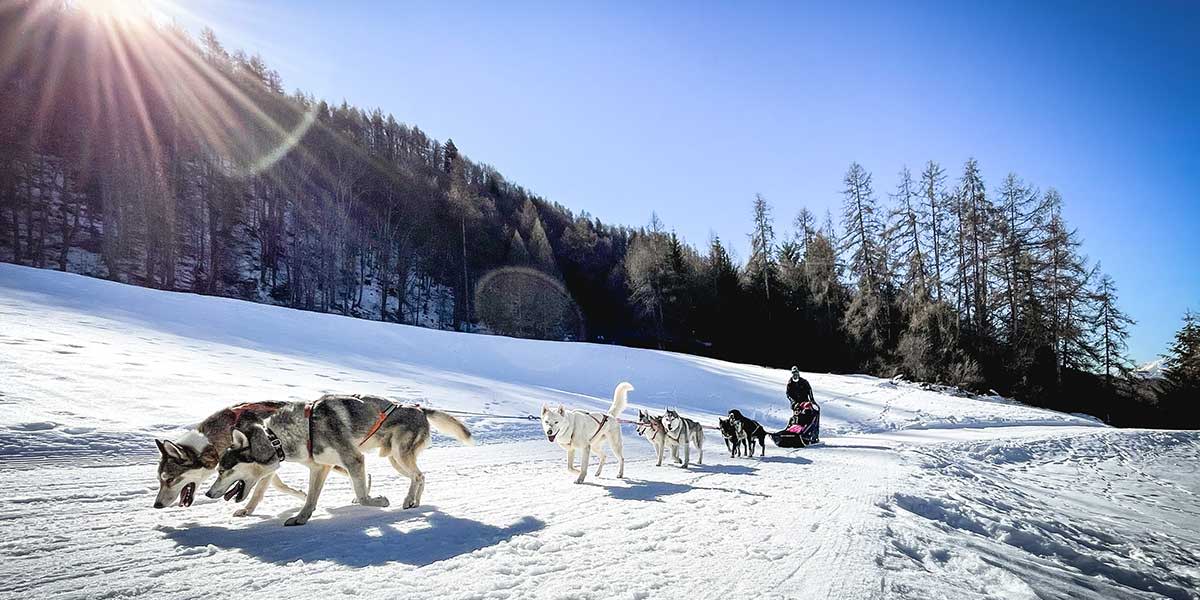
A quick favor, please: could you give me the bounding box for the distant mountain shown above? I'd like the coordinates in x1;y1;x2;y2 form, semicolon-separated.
1135;358;1167;380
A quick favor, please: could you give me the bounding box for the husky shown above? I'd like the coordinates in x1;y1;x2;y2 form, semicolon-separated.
634;409;669;463
661;408;704;468
206;394;473;526
154;402;308;516
718;416;745;458
540;382;632;484
727;409;766;457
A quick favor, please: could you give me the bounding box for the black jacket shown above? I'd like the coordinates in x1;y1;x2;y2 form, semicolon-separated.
786;376;814;408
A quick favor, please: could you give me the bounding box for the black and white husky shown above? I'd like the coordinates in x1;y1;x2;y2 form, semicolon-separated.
153;402;307;515
718;416;744;458
540;382;632;484
661;408;704;468
206;394;472;526
727;409;766;457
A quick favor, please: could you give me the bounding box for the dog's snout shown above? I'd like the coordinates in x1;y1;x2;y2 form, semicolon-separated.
153;501;164;509
204;489;220;499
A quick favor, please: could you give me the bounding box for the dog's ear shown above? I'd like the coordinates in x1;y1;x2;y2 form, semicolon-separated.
231;429;249;450
557;405;564;415
155;438;167;457
161;440;189;461
541;403;548;414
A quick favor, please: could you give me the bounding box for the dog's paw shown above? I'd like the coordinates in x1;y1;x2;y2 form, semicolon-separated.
284;516;308;527
567;467;581;474
232;508;252;518
361;496;390;508
402;498;419;510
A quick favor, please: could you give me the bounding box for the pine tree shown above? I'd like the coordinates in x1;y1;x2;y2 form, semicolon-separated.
1093;273;1134;391
886;166;929;298
793;208;815;256
952;158;993;336
920;161;949;304
442;138;458;175
506;228;529;265
527;217;558;275
1159;310;1200;427
747;193;776;313
993;173;1046;354
626;218;672;344
840;162;886;355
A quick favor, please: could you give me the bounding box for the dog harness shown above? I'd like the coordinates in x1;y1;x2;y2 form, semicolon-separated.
586;413;609;444
264;428;286;461
358;402;401;448
666;424;682;443
304;398;323;459
229;402;283;426
636;419;664;443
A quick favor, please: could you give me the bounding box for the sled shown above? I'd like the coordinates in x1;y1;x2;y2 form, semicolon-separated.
771;421;819;448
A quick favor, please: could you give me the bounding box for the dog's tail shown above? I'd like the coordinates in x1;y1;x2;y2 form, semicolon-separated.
422;409;475;446
609;382;634;418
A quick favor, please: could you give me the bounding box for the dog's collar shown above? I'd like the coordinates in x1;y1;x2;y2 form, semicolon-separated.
265;428;286;462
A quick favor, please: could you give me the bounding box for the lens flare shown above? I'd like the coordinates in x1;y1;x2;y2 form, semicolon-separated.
3;0;315;180
74;0;158;23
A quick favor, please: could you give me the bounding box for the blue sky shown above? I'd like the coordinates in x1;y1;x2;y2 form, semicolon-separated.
174;0;1199;363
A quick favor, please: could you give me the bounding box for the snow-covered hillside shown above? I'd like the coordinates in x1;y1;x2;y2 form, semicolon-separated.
1;264;1197;599
1137;358;1168;380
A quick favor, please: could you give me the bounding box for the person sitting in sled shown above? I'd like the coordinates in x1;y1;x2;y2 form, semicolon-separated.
785;366;820;444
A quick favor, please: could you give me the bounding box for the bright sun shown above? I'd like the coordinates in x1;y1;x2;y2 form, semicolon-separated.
74;0;159;23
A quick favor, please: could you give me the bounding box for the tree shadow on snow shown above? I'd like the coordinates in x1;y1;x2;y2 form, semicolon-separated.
161;506;543;567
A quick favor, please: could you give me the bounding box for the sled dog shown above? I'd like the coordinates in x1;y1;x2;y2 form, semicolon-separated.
661;408;704;468
717;416;745;458
541;382;632;484
206;394;472;526
635;409;671;462
727;409;766;457
154;402;308;515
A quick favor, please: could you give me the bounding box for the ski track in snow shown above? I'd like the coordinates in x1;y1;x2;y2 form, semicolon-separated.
1;264;1197;599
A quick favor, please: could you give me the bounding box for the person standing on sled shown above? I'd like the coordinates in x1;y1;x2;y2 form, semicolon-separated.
785;366;820;445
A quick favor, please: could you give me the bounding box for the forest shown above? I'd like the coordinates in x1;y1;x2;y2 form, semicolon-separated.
1;2;1195;427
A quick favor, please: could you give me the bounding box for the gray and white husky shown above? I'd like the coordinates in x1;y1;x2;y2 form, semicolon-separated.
206;394;473;526
153;402;307;515
540;382;632;484
661;408;704;468
634;409;670;465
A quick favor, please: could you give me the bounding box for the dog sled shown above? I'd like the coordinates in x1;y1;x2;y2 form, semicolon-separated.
771;400;820;448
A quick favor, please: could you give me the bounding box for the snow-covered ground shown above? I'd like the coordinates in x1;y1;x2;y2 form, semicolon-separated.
1;264;1197;599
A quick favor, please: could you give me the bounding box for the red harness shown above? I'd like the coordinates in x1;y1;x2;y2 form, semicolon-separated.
358;403;403;448
229;402;282;426
303;398;410;459
304;399;322;459
586;413;610;443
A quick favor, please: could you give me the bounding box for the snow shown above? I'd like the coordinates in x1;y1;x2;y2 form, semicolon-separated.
1136;358;1168;380
1;263;1197;599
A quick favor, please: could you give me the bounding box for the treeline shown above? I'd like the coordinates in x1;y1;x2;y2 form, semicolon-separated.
1;2;1191;427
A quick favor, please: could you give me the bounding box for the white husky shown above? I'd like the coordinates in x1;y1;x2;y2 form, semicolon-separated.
541;382;632;484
